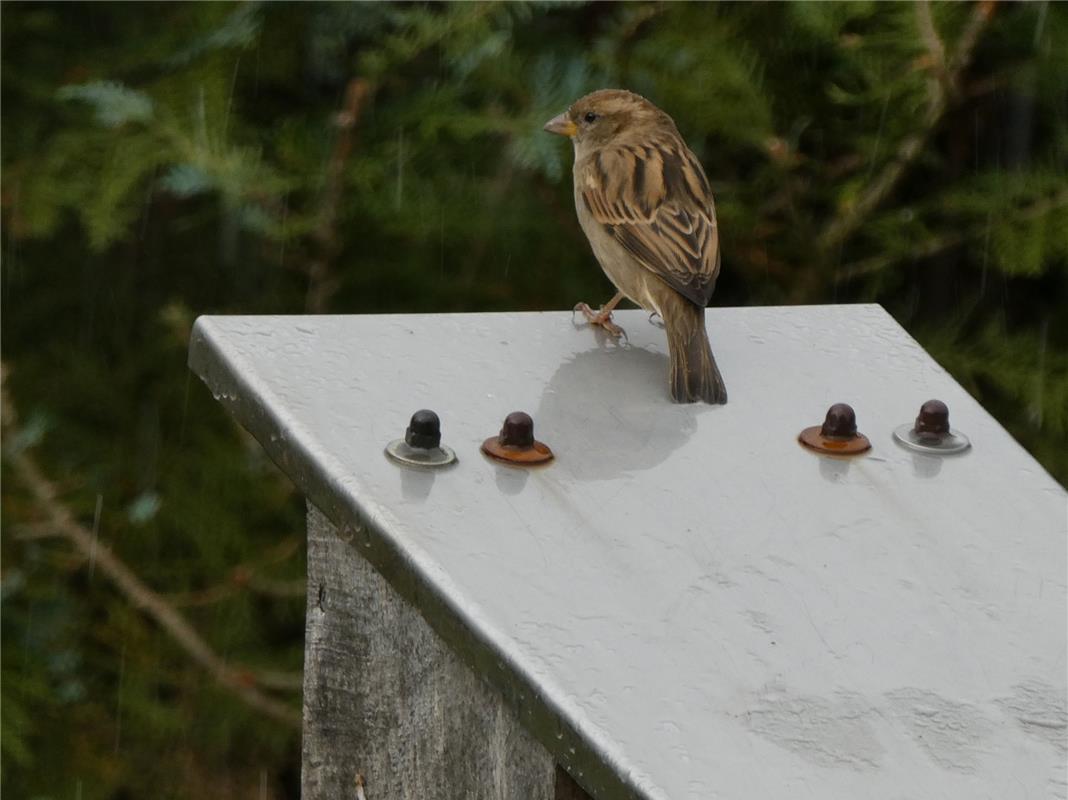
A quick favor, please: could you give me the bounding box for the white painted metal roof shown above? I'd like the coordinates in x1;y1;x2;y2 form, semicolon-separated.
190;305;1067;800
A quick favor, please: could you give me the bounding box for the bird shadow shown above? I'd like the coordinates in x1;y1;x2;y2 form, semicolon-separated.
533;343;715;482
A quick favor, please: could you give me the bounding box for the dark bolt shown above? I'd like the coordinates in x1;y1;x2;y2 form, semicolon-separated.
499;411;535;448
405;409;441;450
820;403;858;439
914;399;950;441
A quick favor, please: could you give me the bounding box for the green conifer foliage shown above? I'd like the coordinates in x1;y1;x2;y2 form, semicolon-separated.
2;2;1065;796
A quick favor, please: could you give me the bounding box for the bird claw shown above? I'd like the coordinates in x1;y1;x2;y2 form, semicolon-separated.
647;311;665;329
573;301;627;341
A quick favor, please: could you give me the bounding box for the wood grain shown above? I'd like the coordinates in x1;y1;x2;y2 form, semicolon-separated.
301;504;557;799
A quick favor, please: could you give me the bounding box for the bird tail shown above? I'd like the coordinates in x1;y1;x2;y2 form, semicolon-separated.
666;301;727;405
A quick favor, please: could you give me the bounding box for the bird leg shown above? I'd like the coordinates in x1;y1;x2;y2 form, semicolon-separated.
573;292;626;339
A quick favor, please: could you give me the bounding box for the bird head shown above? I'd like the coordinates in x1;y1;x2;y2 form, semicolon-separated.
543;89;675;154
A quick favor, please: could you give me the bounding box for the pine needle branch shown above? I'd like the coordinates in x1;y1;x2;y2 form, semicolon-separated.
819;0;997;253
165;536;304;607
305;76;372;313
839;186;1068;281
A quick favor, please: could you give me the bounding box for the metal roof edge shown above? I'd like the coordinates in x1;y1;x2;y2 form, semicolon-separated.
188;314;662;800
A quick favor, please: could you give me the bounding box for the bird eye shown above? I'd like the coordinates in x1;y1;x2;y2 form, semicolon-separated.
583;112;598;124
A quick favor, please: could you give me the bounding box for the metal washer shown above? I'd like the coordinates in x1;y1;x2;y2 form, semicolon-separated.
798;426;871;456
892;424;970;455
385;439;457;468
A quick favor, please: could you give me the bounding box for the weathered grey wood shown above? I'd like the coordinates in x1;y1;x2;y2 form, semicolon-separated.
302;503;556;799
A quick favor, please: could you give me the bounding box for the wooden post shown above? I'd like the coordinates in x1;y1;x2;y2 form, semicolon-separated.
302;504;570;799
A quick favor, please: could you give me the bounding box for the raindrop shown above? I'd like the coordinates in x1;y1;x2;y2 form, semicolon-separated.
1033;1;1048;47
1031;316;1048;427
223;57;242;140
278;193;290;268
980;212;992;297
439;210;445;279
114;643;127;753
395;128;405;210
89;494;103;580
196;86;208;148
864;93;890;185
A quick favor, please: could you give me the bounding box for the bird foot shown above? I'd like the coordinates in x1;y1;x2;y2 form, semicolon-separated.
647;311;665;329
573;302;627;341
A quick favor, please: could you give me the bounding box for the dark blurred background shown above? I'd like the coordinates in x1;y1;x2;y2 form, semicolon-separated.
2;2;1065;797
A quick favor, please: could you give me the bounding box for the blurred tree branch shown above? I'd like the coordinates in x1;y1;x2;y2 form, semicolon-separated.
304;76;373;313
1;366;302;725
165;536;304;607
818;1;997;254
915;0;948;86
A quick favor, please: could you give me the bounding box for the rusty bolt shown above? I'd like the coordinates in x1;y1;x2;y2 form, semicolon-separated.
498;411;535;448
482;411;554;465
820;403;858;440
914;399;950;441
405;409;442;450
799;403;871;456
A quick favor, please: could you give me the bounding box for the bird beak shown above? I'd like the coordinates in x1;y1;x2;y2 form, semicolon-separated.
543;112;578;138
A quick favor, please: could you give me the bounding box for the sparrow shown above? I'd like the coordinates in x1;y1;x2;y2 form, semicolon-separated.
544;89;727;404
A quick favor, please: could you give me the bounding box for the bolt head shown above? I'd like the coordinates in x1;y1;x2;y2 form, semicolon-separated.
820;403;858;439
405;409;441;450
499;411;535;448
914;399;950;441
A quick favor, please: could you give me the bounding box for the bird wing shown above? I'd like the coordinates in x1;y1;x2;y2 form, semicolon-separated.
579;141;719;307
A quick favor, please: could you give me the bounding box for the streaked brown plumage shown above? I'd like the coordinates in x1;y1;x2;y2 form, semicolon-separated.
544;89;727;404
